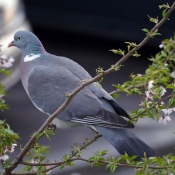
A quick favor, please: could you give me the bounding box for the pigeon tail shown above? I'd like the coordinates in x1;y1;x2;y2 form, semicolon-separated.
94;126;155;160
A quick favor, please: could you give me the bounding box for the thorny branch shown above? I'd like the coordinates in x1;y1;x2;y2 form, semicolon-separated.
11;156;172;175
3;2;175;175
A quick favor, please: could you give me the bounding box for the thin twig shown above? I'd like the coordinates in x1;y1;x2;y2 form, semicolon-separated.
19;157;171;171
132;94;172;119
109;84;145;95
3;2;175;175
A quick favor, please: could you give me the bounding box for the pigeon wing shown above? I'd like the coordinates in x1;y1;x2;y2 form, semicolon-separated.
27;65;133;128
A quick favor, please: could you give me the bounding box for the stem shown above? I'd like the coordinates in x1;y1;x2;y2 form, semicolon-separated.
109;84;145;95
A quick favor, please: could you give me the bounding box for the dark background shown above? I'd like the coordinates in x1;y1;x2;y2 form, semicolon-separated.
1;0;175;174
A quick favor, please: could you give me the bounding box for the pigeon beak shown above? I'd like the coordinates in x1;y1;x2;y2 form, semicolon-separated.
8;41;15;48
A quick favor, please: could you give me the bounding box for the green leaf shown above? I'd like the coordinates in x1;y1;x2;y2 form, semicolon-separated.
147;110;154;119
94;156;99;163
110;164;117;174
0;69;10;76
166;84;175;89
138;108;145;114
169;98;175;107
36;133;42;140
159;3;170;9
142;28;149;33
162;9;167;18
60;164;65;170
105;163;112;170
109;49;125;56
101;150;108;156
136;162;144;166
143;162;149;170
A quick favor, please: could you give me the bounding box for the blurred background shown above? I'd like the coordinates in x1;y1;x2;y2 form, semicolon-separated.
0;0;175;174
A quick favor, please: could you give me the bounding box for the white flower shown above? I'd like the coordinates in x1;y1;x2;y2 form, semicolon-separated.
146;101;152;107
170;71;175;78
159;43;166;49
145;90;153;100
160;86;166;96
0;56;14;69
139;102;144;107
9;143;17;153
148;80;154;90
0;94;4;99
0;154;9;161
5;143;17;153
1;54;7;59
158;115;171;124
164;63;168;67
162;108;173;115
31;159;37;172
156;101;164;108
3;61;13;68
8;57;14;63
160;101;164;106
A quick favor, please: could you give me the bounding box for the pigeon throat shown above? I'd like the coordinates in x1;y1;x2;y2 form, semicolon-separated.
24;54;41;62
24;45;45;62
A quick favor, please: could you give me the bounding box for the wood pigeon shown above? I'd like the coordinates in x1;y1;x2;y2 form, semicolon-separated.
8;30;155;160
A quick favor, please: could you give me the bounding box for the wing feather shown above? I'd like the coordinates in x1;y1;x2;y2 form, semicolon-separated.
71;109;134;129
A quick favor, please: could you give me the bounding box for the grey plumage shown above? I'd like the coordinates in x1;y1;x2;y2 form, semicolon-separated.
8;30;155;160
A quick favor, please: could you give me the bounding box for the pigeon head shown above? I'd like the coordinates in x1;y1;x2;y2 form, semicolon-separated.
8;30;45;54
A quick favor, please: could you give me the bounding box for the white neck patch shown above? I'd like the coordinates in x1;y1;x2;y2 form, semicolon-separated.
24;54;41;62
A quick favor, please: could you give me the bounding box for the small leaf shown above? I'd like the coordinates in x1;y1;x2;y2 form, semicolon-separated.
36;133;42;140
138;108;145;114
142;28;149;33
60;164;65;170
105;163;112;170
162;9;167;18
110;164;117;174
147;110;154;119
166;84;175;89
101;150;108;156
169;98;175;107
143;162;149;170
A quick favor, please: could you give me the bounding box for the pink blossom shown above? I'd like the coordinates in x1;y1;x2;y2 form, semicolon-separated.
155;101;164;108
158;115;171;124
137;74;143;77
0;94;4;99
170;71;175;78
159;43;166;49
1;55;7;59
148;80;154;90
0;154;9;161
146;101;152;107
5;143;17;153
0;55;14;69
145;90;153;100
9;143;17;153
162;109;173;115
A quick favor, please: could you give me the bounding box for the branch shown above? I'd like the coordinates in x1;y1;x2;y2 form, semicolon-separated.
3;2;175;175
18;157;172;173
14;134;102;175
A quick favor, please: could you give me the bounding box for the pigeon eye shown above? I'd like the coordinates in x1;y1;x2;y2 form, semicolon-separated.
18;36;22;40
